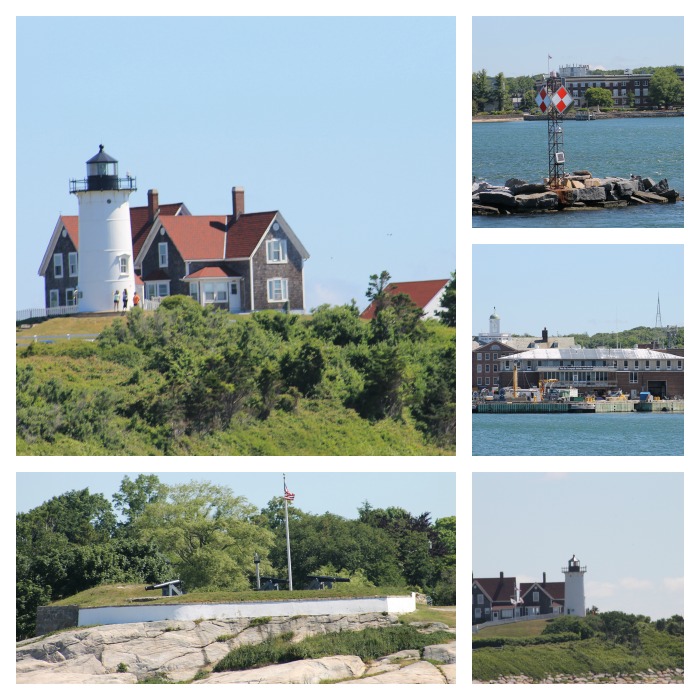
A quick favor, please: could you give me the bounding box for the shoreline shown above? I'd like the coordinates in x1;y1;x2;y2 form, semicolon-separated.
473;111;683;123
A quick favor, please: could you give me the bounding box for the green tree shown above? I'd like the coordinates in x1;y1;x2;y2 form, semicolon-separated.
472;69;492;112
113;474;168;525
365;270;392;313
585;87;614;108
132;481;272;590
435;272;456;327
521;88;537;112
308;304;366;346
649;67;684;107
494;72;508;111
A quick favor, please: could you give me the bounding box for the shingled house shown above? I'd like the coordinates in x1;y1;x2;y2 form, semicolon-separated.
359;279;449;320
39;187;310;313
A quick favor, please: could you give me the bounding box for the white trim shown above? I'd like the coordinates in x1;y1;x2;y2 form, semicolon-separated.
53;253;64;278
249;257;255;311
267;277;289;302
68;251;78;277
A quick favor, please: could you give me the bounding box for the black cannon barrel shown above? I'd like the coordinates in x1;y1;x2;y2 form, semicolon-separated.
306;575;351;582
145;579;182;590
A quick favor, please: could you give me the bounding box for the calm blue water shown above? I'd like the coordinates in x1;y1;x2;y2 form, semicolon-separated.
472;413;683;456
473;118;684;228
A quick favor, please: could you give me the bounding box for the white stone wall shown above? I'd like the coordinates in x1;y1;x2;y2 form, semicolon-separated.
77;594;416;627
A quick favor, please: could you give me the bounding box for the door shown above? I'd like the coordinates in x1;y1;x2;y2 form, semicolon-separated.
229;280;241;312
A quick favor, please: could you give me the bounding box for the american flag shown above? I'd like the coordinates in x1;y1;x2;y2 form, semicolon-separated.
284;486;295;502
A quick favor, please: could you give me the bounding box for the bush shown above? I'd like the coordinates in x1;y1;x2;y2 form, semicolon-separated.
473;633;580;649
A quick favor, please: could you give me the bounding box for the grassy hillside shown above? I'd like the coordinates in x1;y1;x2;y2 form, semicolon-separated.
473;619;548;639
472;617;683;681
16;300;455;455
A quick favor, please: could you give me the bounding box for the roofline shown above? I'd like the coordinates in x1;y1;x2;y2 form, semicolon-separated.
38;216;74;276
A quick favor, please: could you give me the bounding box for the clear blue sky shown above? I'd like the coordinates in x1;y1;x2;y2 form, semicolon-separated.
473;15;684;77
473;473;684;619
473;244;684;336
15;471;456;522
15;16;455;312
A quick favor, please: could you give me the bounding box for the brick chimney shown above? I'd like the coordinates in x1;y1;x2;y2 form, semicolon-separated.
232;186;245;221
148;189;159;222
542;327;549;343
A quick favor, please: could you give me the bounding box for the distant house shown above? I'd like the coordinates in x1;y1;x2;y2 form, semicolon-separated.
39;187;310;313
360;279;449;321
472;572;517;626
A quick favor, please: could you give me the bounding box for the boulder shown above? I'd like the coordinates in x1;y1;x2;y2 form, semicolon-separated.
642;177;656;190
614;179;639;198
514;192;559;210
423;641;456;664
571;187;606;203
479;191;515;207
572;170;592;176
195;656;367;684
632;190;669;204
505;177;528;188
571;180;585;189
583;178;601;188
472;204;501;216
339;660;447;684
512;182;547;195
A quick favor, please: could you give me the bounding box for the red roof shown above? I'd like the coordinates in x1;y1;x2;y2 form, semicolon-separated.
225;211;277;258
519;581;566;601
360;279;448;320
159;215;228;260
473;577;517;603
184;265;236;280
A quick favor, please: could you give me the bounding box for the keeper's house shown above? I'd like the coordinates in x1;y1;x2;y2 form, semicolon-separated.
497;347;684;399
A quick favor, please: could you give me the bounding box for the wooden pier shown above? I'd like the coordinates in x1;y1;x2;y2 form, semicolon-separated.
474;400;684;414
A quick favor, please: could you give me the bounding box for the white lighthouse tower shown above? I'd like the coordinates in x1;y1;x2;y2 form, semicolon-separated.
71;145;136;312
489;307;501;336
562;554;586;617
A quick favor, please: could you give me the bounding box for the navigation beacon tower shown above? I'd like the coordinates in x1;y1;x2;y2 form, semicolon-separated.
489;307;501;336
70;145;137;312
562;554;586;617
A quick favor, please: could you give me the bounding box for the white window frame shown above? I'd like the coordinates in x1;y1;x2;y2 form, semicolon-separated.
474;608;482;618
477;594;484;605
203;281;228;304
533;591;540;602
476;353;482;360
53;253;63;278
119;255;130;275
267;277;289;302
146;281;171;299
266;238;288;263
189;282;199;302
66;288;76;306
49;289;59;307
158;242;168;268
68;252;78;277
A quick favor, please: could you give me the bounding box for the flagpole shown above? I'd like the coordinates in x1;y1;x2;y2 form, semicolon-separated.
283;473;293;591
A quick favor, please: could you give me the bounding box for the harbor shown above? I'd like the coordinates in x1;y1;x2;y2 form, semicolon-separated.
473;399;683;414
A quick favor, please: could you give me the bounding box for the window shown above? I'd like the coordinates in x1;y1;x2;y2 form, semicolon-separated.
477;377;483;386
146;281;170;299
645;360;650;369
68;252;78;277
158;242;168;267
485;365;490;373
485;353;490;360
53;253;63;278
634;360;639;369
65;288;75;306
189;282;199;302
630;371;638;383
667;360;671;369
477;353;482;360
493;353;499;360
474;608;482;618
49;289;59;307
656;360;660;369
203;281;228;304
267;278;289;302
477;364;482;373
533;591;540;602
493;345;501;350
477;594;484;605
119;255;129;275
677;360;683;370
266;238;288;263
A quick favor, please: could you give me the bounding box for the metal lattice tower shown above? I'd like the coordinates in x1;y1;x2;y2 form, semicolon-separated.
655;292;663;328
547;76;565;188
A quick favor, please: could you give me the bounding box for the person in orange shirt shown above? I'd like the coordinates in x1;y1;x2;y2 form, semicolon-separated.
132;291;140;308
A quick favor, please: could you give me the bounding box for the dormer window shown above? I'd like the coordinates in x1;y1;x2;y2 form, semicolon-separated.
267;238;287;263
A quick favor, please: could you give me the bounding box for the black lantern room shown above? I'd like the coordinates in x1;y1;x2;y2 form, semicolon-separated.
70;145;136;194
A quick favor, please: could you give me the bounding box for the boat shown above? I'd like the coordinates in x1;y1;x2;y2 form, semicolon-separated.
575;110;596;121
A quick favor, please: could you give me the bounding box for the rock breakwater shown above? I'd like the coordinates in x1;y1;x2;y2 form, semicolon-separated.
473;171;681;216
473;668;683;684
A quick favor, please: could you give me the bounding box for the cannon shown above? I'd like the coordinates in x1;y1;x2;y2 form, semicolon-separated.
306;575;351;590
145;579;184;596
259;576;289;591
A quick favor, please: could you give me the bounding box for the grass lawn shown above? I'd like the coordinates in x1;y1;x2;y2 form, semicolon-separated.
50;583;413;608
400;605;455;628
16;315;125;339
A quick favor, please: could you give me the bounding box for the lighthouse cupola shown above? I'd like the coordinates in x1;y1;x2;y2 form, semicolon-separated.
489;307;501;336
86;144;119;190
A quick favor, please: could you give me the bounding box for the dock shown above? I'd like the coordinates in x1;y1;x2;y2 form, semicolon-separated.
473;400;683;414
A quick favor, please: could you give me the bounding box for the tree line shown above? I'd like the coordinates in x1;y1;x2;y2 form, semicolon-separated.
473;65;684;114
16;476;457;640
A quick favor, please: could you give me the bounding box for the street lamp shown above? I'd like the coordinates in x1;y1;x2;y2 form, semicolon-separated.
254;552;261;591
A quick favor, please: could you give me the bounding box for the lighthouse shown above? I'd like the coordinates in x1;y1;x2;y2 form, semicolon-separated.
562;554;586;617
489;307;501;336
70;145;136;312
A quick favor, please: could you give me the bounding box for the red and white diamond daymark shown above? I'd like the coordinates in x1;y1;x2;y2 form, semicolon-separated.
535;87;551;113
551;86;572;114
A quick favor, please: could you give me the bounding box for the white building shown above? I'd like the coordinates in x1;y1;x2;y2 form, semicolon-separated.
562;554;586;617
